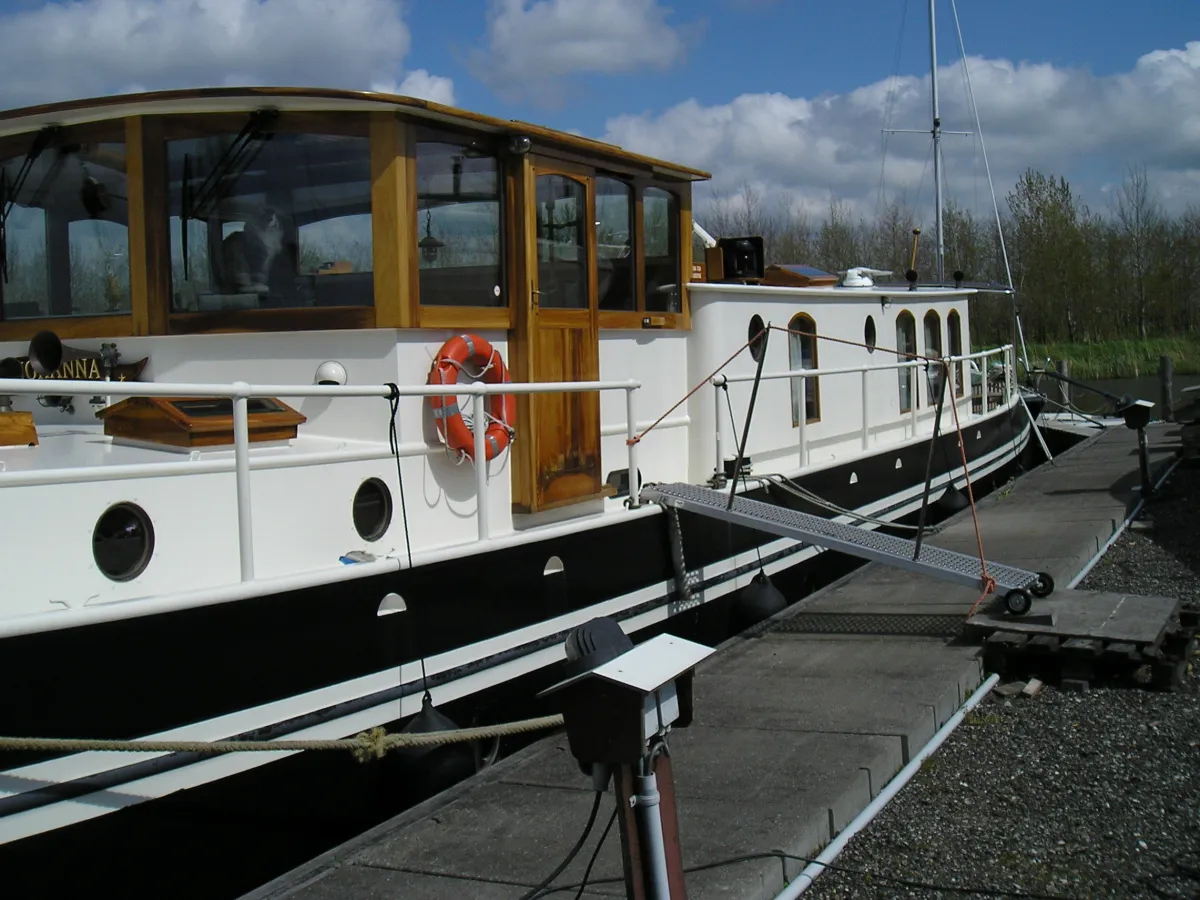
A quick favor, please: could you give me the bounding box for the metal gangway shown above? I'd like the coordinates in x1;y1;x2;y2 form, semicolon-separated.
639;482;1054;615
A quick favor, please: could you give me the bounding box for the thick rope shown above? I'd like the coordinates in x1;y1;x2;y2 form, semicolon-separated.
0;714;565;765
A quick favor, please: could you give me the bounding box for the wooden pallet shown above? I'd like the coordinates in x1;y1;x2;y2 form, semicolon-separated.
967;593;1197;691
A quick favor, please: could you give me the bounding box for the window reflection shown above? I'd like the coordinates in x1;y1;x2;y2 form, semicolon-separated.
896;311;918;413
0;127;130;321
167;115;373;312
643;186;680;313
416;137;503;307
535;174;588;310
788;313;820;424
596;176;634;311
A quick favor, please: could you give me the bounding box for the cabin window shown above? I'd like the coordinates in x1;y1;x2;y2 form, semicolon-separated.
596;176;635;311
643;186;680;313
415;135;504;308
947;309;964;397
535;174;589;309
788;313;820;425
923;310;943;402
166;115;373;313
864;315;877;353
0;125;130;322
896;310;917;413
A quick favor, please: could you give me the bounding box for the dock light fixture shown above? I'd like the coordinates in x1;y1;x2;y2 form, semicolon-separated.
540;618;714;900
1118;398;1157;497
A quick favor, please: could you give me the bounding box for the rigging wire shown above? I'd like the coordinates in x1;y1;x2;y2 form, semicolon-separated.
949;0;1014;291
876;0;912;220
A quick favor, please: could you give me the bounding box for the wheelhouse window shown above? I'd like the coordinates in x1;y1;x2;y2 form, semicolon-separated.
166;113;373;313
923;310;943;402
788;313;820;425
596;176;634;311
643;186;680;313
0;124;130;321
415;132;503;308
947;309;964;397
535;173;589;310
896;310;917;413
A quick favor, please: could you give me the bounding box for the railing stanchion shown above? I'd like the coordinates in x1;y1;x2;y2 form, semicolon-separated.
232;384;254;582
626;383;640;507
860;367;870;450
472;390;489;541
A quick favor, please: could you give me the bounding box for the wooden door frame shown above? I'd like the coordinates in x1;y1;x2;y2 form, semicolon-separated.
509;155;606;514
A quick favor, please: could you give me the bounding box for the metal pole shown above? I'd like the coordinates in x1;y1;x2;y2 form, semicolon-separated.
713;376;725;480
626;385;640;508
635;771;671;900
913;361;948;560
860;368;870;450
728;326;770;509
232;385;254;582
929;0;945;283
472;393;489;540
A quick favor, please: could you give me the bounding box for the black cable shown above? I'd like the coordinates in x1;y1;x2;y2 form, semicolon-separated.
573;806;618;899
517;790;603;900
540;848;1081;899
385;383;414;570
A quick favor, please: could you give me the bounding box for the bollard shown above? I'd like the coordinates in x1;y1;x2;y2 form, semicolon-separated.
1160;356;1174;422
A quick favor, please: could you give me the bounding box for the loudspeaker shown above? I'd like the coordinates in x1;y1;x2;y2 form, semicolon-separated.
28;330;63;376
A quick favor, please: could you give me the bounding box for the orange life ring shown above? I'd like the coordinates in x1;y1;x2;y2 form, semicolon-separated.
427;334;516;462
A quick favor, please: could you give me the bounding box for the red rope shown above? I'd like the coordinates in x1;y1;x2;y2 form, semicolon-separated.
627;327;765;446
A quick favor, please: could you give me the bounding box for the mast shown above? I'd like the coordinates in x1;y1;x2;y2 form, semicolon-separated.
929;0;945;283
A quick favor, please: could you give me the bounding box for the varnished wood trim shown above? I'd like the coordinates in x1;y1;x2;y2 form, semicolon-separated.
127;116;170;336
167;306;375;335
678;183;693;329
0;88;710;181
0;316;133;341
371;113;414;328
598;310;683;330
417;305;512;330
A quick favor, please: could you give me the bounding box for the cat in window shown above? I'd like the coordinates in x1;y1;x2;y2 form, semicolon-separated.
223;207;293;295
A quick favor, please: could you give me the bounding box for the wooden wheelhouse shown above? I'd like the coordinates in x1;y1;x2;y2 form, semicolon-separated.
0;87;709;514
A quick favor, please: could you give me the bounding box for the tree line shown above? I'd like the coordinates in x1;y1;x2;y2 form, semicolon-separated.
697;165;1200;347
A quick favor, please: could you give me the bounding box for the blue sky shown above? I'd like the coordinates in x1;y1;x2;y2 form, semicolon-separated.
0;0;1196;218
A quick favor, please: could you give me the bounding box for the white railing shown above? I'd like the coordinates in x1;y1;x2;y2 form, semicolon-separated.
0;376;642;581
711;345;1013;472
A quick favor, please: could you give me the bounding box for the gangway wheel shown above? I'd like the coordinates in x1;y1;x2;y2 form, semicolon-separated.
1030;572;1054;598
1004;589;1033;616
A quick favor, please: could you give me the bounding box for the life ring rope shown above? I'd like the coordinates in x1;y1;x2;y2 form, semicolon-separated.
427;334;517;465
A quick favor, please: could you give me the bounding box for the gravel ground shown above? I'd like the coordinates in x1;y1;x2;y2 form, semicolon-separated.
802;463;1200;900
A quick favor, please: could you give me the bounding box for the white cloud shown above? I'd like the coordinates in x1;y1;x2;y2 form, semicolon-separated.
602;42;1200;220
0;0;452;111
472;0;697;107
372;70;457;107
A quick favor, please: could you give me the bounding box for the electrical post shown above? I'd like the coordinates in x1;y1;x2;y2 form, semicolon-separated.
540;618;714;899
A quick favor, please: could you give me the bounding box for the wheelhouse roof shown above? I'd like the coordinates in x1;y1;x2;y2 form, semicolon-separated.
0;86;711;183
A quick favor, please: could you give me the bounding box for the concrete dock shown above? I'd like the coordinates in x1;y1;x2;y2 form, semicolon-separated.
244;423;1184;900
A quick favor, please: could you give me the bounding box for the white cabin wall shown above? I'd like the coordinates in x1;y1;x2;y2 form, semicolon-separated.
598;330;689;489
685;284;977;481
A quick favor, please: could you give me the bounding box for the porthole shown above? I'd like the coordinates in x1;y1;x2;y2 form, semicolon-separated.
748;314;767;362
864;315;877;353
93;502;155;582
353;478;393;542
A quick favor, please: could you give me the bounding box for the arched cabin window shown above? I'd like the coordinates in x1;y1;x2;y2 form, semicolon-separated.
165;113;373;315
788;313;820;425
896;310;917;414
947;309;964;397
923;309;943;403
415;128;504;309
0;122;130;323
